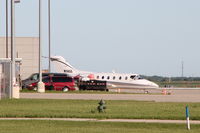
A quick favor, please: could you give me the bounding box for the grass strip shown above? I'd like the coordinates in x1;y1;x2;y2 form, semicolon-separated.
0;120;200;133
0;99;200;120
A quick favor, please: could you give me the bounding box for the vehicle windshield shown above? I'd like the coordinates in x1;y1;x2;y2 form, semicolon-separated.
31;74;38;80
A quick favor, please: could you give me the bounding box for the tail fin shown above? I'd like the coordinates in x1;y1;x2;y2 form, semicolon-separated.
50;56;78;74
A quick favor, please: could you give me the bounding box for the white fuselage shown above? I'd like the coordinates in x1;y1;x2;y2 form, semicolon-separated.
50;56;159;89
71;71;158;89
93;73;158;89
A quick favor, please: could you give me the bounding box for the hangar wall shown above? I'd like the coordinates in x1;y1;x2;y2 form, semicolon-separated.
0;37;39;79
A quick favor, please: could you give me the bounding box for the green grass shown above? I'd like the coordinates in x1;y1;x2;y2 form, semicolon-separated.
0;99;200;120
0;120;200;133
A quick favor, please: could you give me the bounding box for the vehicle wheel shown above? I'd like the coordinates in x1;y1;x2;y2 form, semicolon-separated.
63;87;69;92
48;85;54;90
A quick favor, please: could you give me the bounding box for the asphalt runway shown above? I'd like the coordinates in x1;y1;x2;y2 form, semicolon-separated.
20;88;200;102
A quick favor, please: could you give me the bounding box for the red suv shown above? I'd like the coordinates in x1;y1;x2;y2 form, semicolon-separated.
27;76;76;91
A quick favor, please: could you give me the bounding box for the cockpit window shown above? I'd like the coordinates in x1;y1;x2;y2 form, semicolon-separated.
138;75;143;79
130;75;143;80
130;75;136;79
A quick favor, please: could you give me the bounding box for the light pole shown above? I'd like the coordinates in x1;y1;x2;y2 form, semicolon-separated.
6;0;8;58
10;0;20;98
37;0;45;93
48;0;51;73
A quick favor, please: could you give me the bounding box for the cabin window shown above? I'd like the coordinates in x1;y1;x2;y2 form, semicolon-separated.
125;77;128;80
102;76;104;79
107;76;110;80
97;76;99;79
119;76;122;80
113;76;116;80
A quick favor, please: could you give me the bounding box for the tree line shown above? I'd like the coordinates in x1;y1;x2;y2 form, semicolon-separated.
142;75;200;82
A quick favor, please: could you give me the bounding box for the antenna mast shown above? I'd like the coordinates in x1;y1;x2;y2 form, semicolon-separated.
181;61;184;77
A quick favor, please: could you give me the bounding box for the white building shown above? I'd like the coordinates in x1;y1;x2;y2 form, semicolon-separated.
0;37;39;79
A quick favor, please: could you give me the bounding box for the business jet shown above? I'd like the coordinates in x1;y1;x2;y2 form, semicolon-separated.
50;56;159;90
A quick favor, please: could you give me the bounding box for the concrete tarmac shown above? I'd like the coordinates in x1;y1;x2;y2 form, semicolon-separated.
20;88;200;102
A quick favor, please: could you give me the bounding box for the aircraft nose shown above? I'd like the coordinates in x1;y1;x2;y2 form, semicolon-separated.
143;80;159;88
150;82;159;88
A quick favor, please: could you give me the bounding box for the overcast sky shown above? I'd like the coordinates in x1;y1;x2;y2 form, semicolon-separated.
1;0;200;77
